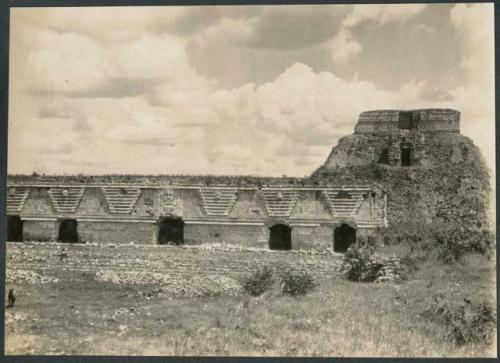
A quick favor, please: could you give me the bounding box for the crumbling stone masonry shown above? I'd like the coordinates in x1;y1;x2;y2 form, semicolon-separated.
312;108;490;228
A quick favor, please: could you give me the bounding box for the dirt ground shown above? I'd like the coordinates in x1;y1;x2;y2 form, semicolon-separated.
4;242;497;357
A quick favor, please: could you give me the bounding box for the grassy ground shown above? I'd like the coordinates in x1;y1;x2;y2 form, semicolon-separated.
5;245;497;357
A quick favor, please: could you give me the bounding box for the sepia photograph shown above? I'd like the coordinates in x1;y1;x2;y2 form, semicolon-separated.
3;2;497;357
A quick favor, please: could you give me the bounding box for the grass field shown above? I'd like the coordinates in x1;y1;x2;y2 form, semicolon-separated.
5;243;497;357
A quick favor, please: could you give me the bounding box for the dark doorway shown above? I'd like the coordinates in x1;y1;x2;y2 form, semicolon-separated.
158;218;184;245
400;145;412;166
7;215;23;242
58;219;78;243
269;224;291;250
334;224;356;252
398;112;413;129
378;148;389;164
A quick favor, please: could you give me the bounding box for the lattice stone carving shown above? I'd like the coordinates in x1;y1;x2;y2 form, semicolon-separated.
48;187;85;213
355;199;372;220
199;188;237;216
261;189;298;217
102;187;141;214
6;187;29;213
323;190;365;219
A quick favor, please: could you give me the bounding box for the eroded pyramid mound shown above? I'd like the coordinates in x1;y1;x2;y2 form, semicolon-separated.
312;109;490;228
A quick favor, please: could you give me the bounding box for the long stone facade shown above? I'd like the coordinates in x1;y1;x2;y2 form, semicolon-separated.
6;181;387;250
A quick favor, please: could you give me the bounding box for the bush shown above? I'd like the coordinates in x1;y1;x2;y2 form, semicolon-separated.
433;226;494;264
399;251;427;279
357;234;377;250
243;266;274;296
342;246;383;282
423;294;496;346
374;223;494;264
281;271;316;296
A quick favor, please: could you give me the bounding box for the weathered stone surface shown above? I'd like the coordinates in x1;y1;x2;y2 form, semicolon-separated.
312;109;490;229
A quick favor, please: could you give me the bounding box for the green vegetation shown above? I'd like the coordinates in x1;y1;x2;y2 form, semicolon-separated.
5;240;496;357
243;266;274;296
281;271;316;296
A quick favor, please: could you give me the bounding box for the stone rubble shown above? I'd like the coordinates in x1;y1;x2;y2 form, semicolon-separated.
6;269;59;285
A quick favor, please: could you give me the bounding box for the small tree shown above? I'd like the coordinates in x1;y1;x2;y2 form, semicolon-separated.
281;271;316;296
243;266;274;296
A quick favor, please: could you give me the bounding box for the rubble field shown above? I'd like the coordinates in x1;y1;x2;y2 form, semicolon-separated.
5;241;496;357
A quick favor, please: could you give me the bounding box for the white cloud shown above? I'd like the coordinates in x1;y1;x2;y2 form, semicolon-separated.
343;4;427;27
26;29;107;92
113;34;191;80
450;4;494;88
7;4;495;185
331;29;362;66
332;4;427;65
414;23;436;34
448;4;495;175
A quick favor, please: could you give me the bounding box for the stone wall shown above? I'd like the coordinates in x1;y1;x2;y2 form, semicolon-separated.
19;219;372;249
291;224;333;250
313;132;490;228
78;221;156;244
184;223;268;247
23;220;58;241
6;242;344;282
355;109;460;134
7;181;386;245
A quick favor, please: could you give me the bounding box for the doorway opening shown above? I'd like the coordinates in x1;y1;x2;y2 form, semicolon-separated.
158;217;184;245
333;224;356;253
58;219;78;243
400;144;412;166
398;111;413;130
7;215;23;242
269;224;291;250
378;148;389;164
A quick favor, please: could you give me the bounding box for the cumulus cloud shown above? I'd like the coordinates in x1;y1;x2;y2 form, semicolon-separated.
7;4;495;183
447;4;495;174
331;4;427;65
331;29;362;64
343;4;427;27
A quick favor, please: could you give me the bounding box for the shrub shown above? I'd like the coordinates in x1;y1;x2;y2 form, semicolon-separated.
243;266;274;296
375;223;494;264
342;246;383;282
433;226;494;264
399;251;427;279
423;294;496;346
281;271;316;296
357;234;377;250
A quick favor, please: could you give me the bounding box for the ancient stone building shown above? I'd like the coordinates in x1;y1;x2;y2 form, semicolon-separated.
7;108;489;249
5;176;386;251
313;108;490;228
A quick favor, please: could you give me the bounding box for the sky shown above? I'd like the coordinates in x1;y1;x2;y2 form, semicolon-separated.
8;3;495;179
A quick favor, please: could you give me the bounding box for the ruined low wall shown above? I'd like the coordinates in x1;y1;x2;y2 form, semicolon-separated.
6;242;344;282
